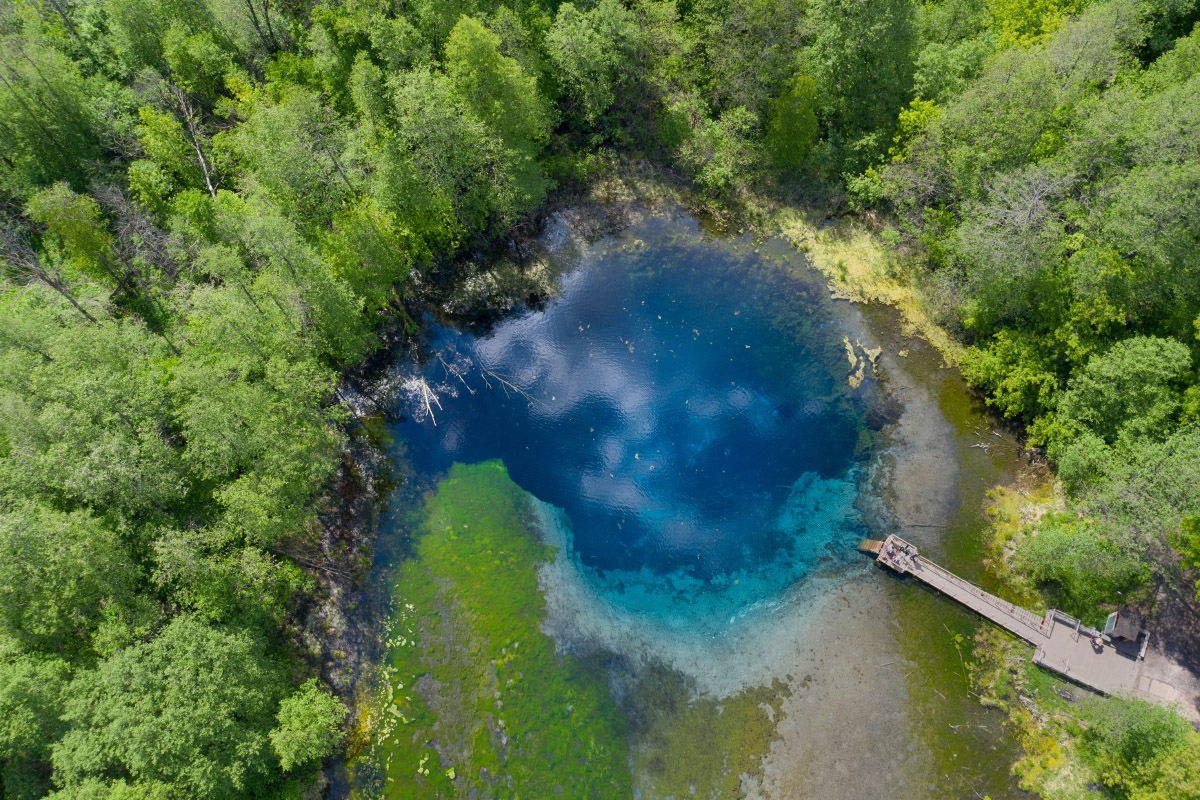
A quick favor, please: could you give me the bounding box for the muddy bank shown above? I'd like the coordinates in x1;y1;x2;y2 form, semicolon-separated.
299;431;392;700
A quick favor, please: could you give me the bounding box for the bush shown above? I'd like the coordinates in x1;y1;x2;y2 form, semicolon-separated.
1079;696;1197;799
1018;515;1151;620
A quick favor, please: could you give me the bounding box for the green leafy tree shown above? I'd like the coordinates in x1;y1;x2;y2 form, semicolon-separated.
0;656;70;800
1048;336;1191;448
216;86;354;225
135;106;207;193
0;503;142;655
0;26;101;195
1080;697;1193;798
52;615;289;800
26;184;118;284
152;529;308;627
546;0;646;130
269;678;348;772
321;196;421;315
799;0;919;172
912;0;996;102
1018;515;1150;618
175;278;343;546
445;16;549;152
372;67;538;247
0;318;188;516
989;0;1091;46
681;0;805;117
766;75;819;169
675;104;761;195
1081;426;1200;563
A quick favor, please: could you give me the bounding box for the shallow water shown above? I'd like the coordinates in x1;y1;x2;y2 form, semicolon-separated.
362;207;1033;799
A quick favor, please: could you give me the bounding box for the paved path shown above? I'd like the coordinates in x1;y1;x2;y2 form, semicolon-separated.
873;535;1146;697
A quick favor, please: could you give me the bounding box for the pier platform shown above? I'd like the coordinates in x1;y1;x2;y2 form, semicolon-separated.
863;534;1146;697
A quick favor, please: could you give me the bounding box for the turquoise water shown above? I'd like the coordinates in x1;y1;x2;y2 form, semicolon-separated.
388;211;880;623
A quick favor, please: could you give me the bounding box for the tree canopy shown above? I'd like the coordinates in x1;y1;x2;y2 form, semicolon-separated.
2;0;1200;797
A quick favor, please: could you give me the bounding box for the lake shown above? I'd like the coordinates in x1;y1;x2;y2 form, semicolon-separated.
351;205;1033;799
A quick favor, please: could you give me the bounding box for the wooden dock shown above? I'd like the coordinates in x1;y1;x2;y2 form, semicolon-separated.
864;534;1147;697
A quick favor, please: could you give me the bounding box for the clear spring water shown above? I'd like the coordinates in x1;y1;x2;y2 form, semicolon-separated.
388;211;880;626
365;208;1033;800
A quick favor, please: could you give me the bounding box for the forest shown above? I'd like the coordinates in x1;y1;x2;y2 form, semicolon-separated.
0;0;1199;798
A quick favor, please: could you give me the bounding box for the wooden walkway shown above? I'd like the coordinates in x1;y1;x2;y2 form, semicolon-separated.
865;534;1147;696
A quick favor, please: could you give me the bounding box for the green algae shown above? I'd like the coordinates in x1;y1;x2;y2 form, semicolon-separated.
626;665;789;800
354;461;631;799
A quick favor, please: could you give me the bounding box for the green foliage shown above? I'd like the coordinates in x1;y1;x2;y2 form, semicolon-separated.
766;75;819;169
1045;336;1192;449
0;503;143;656
887;98;939;162
913;0;997;102
152;530;308;627
0;317;187;515
445;16;549;152
989;0;1092;46
0;657;70;800
376;66;548;248
961;329;1063;421
546;0;646;131
1079;696;1195;799
1081;426;1200;554
0;25;102;195
675;104;762;195
162;27;237;99
53;615;290;800
1130;733;1200;800
799;0;919;173
1017;515;1151;620
270;679;348;772
25;184;116;282
883;6;1200;614
135;106;203;192
3;0;1199;796
679;0;808;129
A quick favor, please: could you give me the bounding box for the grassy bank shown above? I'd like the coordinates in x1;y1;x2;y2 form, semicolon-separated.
773;207;966;366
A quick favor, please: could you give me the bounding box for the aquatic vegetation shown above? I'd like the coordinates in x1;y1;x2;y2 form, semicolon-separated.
357;461;630;799
626;664;789;799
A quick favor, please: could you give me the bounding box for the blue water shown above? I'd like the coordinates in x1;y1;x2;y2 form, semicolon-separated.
389;212;874;606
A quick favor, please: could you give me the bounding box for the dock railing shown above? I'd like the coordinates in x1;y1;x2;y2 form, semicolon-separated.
912;555;1052;636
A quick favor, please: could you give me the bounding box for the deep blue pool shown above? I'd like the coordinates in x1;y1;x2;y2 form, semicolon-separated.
388;212;874;585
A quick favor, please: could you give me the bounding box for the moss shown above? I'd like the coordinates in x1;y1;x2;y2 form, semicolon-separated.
627;664;789;799
353;461;631;799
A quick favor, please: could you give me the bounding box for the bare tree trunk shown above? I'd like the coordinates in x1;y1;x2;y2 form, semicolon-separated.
42;0;77;35
0;67;66;151
0;226;99;323
241;0;276;53
167;81;218;197
260;0;281;52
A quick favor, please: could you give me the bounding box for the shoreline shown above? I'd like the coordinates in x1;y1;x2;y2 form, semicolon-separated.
317;174;1040;798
